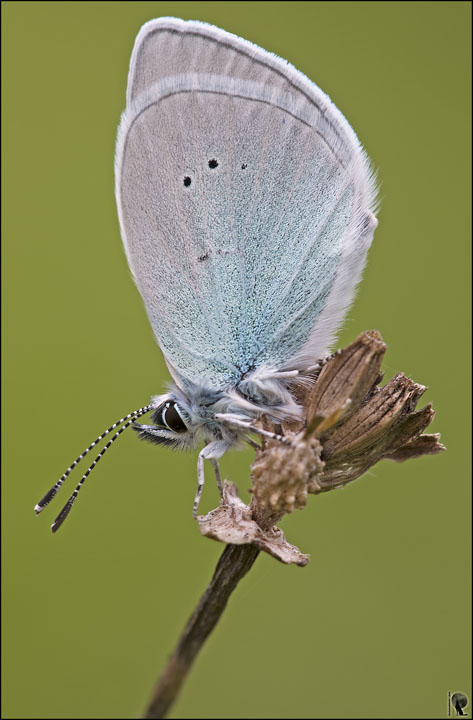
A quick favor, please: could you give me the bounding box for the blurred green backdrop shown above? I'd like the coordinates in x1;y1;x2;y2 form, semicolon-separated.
2;2;471;718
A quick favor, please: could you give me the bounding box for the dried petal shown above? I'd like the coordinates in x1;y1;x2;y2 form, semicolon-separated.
305;330;386;426
384;433;445;462
321;374;427;460
198;482;310;566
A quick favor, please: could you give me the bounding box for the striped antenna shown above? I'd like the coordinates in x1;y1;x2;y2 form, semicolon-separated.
50;407;151;533
34;404;152;517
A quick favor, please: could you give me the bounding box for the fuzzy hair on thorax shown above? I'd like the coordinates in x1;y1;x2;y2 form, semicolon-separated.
150;365;307;449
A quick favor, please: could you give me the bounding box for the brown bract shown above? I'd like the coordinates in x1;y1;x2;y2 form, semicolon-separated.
198;330;445;565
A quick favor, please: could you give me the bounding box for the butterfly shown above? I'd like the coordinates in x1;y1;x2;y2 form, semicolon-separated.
35;17;378;532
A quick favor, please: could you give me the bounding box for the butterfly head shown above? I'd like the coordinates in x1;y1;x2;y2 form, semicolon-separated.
131;386;242;450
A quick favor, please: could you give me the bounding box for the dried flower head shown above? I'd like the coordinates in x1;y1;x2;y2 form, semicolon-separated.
198;331;445;565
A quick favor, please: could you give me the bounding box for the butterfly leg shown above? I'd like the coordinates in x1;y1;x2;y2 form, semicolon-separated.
215;413;291;445
193;441;230;517
194;452;206;518
210;459;223;497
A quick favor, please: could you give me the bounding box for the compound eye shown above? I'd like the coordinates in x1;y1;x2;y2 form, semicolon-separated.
163;402;187;433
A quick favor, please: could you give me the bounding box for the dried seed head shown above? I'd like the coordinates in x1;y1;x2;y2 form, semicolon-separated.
197;330;445;566
251;433;324;528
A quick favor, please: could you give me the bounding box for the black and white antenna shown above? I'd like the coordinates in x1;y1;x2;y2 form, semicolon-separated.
34;404;152;532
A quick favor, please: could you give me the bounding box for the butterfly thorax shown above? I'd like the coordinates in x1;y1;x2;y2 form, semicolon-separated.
133;366;304;451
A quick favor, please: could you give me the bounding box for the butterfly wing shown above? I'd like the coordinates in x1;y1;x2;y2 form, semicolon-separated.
115;17;378;391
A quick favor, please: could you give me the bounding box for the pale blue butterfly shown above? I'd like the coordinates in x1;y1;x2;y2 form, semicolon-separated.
35;17;378;531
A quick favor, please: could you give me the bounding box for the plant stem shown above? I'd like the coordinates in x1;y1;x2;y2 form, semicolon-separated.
143;543;260;719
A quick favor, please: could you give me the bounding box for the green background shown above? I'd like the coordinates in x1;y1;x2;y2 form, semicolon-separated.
2;2;471;718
